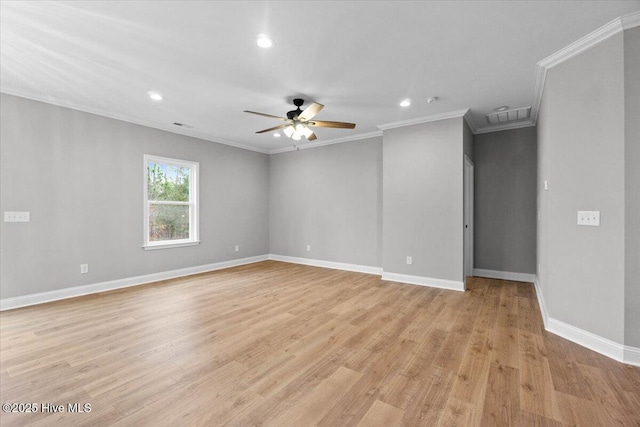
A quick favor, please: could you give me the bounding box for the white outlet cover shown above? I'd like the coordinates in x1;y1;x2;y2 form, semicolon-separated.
4;211;30;222
577;211;600;226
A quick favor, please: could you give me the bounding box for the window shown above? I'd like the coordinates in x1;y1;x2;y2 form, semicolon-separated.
143;155;199;249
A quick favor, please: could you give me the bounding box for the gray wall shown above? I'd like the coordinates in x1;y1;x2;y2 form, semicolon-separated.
537;33;626;344
269;137;382;267
624;27;640;348
382;118;464;282
474;127;537;274
0;94;270;299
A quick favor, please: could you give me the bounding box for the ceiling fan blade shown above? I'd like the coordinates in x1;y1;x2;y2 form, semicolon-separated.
256;124;289;134
307;132;317;141
244;110;289;121
308;120;356;129
299;103;324;121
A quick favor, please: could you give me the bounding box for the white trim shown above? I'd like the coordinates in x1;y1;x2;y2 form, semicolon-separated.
474;119;536;135
621;11;640;30
533;276;549;330
530;11;639;126
538;17;624;71
533;276;639;366
0;255;269;311
546;317;625;363
143;154;199;248
268;131;383;154
268;254;382;275
462;111;479;134
0;90;270;154
473;268;535;283
377;109;470;131
381;272;465;292
142;241;201;250
624;346;640;367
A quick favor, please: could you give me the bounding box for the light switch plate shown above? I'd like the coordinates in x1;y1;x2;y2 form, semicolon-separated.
4;211;30;222
577;211;600;226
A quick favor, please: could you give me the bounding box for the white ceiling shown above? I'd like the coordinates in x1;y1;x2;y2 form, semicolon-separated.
1;1;639;153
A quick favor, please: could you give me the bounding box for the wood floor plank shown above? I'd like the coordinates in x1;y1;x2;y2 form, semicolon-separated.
356;399;404;427
1;260;639;426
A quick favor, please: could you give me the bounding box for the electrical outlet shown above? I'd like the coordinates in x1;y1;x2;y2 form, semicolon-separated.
306;245;311;252
4;211;30;222
80;264;89;274
235;245;239;252
406;256;413;265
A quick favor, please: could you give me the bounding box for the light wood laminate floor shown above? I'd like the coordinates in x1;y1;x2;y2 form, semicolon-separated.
1;261;639;426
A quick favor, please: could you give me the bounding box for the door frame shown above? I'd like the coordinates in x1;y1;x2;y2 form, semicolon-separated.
463;155;474;287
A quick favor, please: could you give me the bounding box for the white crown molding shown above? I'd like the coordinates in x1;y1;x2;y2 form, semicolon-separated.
0;90;271;154
0;255;269;311
473;268;536;283
621;10;640;29
268;254;382;275
462;110;480;134
474;119;536;135
268;130;383;154
530;11;639;126
381;272;465;292
377;108;470;131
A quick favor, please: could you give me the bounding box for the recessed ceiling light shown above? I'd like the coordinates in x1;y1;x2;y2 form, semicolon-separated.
494;105;509;112
148;91;163;101
427;97;438;103
257;34;274;48
399;99;411;107
274;132;281;138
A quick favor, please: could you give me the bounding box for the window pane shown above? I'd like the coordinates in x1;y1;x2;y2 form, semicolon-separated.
149;204;190;241
147;162;190;202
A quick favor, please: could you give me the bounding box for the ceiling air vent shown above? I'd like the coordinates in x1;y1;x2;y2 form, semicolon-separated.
485;106;531;125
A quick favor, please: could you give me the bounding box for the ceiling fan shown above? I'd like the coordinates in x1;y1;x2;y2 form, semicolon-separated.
244;98;356;141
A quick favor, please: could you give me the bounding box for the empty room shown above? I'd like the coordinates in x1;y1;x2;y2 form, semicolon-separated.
1;1;639;426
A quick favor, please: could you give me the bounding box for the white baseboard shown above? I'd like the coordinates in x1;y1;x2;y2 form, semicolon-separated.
0;255;269;311
268;254;382;275
533;275;639;367
546;316;625;363
381;272;465;292
473;268;535;283
268;254;467;292
624;346;640;367
533;276;549;330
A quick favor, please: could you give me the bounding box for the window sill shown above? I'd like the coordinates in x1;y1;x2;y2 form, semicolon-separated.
143;241;201;251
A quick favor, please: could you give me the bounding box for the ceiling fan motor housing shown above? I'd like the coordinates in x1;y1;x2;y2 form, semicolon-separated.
287;98;305;119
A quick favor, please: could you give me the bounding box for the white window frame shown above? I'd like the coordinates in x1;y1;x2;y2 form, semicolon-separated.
143;154;199;250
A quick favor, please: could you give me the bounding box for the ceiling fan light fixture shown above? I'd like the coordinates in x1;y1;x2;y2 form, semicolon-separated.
283;125;294;138
302;127;313;138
